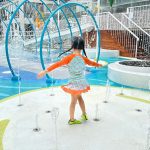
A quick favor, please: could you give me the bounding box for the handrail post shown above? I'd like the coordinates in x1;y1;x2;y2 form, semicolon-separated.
135;39;139;58
106;13;109;30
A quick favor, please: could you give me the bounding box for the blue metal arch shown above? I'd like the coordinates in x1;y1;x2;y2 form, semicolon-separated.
40;2;101;82
7;0;38;54
5;0;51;80
7;0;73;56
5;0;62;80
4;0;83;81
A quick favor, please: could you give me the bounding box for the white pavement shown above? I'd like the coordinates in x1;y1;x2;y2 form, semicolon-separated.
0;86;149;150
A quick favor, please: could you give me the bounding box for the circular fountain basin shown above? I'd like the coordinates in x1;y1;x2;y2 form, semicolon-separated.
108;60;150;89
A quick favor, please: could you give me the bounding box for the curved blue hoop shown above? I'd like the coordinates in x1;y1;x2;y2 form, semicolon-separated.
40;2;100;82
5;0;50;79
5;0;62;80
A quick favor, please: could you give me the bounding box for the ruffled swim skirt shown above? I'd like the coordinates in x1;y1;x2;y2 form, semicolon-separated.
61;79;90;95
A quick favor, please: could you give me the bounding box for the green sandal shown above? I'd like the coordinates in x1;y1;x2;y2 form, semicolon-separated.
68;119;82;125
81;113;88;121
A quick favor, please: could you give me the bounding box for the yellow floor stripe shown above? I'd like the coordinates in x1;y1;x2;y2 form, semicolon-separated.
116;94;150;104
0;119;10;150
0;86;149;104
0;85;103;103
0;87;48;103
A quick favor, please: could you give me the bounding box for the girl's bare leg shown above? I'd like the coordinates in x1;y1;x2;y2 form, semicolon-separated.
77;94;86;114
70;94;78;120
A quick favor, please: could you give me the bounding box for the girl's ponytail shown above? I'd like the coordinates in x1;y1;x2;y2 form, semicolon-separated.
83;48;87;57
58;36;88;58
58;46;72;57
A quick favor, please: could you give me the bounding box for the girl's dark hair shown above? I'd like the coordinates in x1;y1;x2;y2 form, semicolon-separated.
58;36;87;57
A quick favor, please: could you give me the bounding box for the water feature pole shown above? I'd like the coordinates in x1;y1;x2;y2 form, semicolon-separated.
148;80;150;100
120;85;124;95
104;79;111;103
147;109;150;150
93;103;100;121
33;113;40;132
51;107;59;150
13;33;23;106
49;56;55;96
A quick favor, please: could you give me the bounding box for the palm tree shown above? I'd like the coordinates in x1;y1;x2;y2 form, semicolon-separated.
108;0;115;7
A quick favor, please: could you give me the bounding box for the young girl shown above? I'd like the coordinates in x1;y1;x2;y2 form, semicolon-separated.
38;36;102;125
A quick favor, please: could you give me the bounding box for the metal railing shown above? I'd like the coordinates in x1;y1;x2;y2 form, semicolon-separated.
3;11;140;58
127;5;150;31
97;12;139;58
114;13;150;58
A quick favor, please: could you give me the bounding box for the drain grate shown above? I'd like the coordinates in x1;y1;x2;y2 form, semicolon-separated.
135;109;142;112
46;110;51;113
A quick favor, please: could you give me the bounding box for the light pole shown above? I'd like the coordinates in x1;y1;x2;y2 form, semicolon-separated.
96;0;100;54
97;0;100;17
